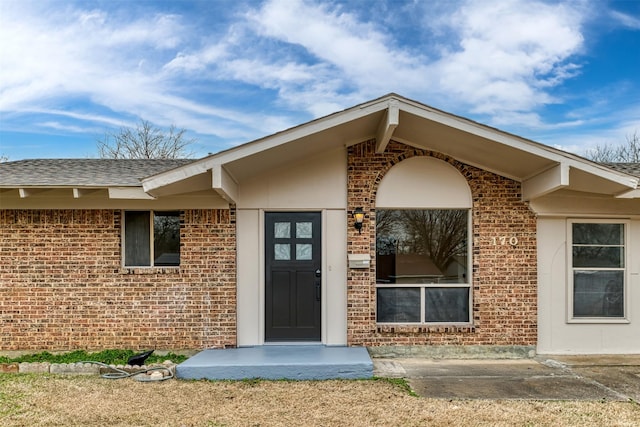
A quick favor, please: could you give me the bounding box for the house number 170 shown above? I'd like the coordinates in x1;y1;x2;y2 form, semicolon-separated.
491;236;518;246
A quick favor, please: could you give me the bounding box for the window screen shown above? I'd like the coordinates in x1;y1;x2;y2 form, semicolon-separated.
125;211;151;267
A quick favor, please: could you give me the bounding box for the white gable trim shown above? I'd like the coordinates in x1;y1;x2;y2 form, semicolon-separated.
375;100;399;153
140;94;638;199
398;100;638;192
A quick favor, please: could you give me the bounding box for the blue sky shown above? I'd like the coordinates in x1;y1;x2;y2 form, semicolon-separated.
0;0;639;160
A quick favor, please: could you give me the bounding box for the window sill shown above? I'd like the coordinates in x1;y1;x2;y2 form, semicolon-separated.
377;324;475;334
566;318;630;325
120;266;180;275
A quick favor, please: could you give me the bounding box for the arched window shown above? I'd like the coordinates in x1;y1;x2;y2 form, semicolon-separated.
375;157;472;324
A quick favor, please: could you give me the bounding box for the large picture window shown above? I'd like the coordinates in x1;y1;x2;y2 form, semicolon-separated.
570;221;626;319
124;211;180;267
376;209;470;324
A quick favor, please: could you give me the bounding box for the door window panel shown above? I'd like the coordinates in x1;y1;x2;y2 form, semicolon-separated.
274;222;291;239
296;244;312;260
274;244;291;260
296;222;313;239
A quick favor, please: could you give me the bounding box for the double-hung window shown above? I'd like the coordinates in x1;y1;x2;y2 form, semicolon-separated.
124;211;180;267
376;209;471;324
570;220;627;320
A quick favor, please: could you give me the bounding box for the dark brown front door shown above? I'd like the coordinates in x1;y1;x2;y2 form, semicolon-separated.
265;212;321;341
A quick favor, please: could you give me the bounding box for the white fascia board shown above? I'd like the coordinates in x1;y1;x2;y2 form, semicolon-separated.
375;101;399;153
141;99;393;191
213;101;389;165
142;162;211;193
108;187;156;200
399;101;638;190
522;163;569;201
212;164;238;203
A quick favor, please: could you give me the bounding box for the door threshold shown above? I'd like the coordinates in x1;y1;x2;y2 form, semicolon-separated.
263;341;323;346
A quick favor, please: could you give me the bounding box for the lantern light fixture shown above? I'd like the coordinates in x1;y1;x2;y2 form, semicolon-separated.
352;207;365;234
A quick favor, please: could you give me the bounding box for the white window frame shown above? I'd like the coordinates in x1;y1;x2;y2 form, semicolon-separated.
567;219;629;324
122;210;181;268
375;209;473;326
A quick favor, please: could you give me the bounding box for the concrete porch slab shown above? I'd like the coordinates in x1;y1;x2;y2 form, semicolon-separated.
176;346;373;380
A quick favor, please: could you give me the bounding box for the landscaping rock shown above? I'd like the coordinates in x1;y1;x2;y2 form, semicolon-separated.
50;362;100;375
0;363;19;373
19;362;50;374
149;371;164;380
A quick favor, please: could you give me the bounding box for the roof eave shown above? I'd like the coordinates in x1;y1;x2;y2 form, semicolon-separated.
139;93;640;200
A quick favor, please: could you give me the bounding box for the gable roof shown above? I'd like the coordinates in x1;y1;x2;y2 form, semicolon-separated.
0;159;194;187
1;94;638;202
141;93;639;201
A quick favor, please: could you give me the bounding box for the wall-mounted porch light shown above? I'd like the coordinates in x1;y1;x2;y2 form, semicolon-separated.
352;207;365;234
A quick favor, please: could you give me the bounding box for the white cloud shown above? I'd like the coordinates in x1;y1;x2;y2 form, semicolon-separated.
610;10;640;30
236;0;590;127
430;0;585;117
0;0;637;158
223;59;325;88
0;4;182;110
163;44;228;73
245;0;430;100
38;121;92;133
537;103;640;156
0;1;291;141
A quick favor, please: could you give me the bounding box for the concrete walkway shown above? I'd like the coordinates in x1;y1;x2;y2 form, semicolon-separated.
373;355;640;400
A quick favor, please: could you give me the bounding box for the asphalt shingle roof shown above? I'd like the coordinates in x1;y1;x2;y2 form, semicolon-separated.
0;159;195;187
1;158;639;188
603;162;640;178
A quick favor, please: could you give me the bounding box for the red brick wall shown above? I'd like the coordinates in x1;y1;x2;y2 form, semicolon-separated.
0;209;236;351
347;140;537;346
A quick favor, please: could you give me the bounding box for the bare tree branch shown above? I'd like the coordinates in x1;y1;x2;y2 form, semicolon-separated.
585;131;640;163
376;209;467;274
97;120;196;159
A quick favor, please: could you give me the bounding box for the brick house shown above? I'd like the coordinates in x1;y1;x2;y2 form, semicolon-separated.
1;94;639;355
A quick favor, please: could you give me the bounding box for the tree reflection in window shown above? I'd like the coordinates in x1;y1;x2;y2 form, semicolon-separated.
376;209;468;284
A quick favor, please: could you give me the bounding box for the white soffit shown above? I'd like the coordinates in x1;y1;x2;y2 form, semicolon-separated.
108;187;156;200
616;189;640;199
142;98;391;190
140;94;638;198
